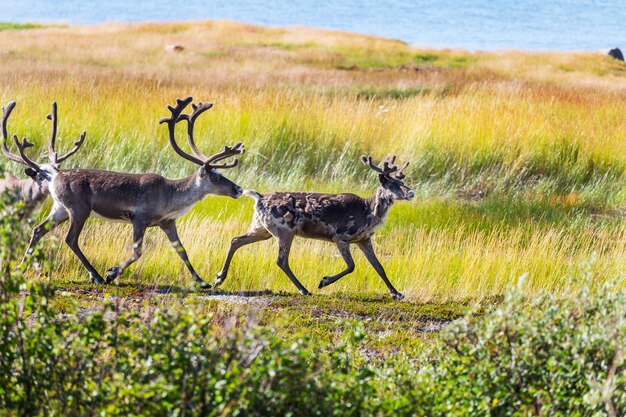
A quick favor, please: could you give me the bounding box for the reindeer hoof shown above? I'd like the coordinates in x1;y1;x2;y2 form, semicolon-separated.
105;266;122;283
300;289;312;296
90;273;106;285
318;277;330;289
212;274;225;288
391;292;405;301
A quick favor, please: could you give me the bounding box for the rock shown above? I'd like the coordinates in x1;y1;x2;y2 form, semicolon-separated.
165;44;184;53
608;48;624;61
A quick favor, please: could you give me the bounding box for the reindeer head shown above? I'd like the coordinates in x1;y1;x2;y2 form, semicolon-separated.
361;155;415;201
1;101;86;187
160;97;244;199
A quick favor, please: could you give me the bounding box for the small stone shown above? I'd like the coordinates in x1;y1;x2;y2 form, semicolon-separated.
608;48;624;61
165;44;184;53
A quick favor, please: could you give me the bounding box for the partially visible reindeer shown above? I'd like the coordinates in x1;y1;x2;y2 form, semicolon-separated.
214;155;414;300
21;97;244;287
0;101;86;211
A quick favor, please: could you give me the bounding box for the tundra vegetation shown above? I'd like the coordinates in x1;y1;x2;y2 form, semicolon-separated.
0;20;625;415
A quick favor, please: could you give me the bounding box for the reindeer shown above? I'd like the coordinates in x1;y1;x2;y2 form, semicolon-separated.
21;97;244;287
214;155;414;300
0;101;85;211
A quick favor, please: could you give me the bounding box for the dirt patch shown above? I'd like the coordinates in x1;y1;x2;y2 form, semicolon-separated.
197;293;276;307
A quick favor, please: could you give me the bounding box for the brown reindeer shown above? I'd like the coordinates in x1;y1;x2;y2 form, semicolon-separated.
214;155;414;300
22;97;244;287
0;101;85;211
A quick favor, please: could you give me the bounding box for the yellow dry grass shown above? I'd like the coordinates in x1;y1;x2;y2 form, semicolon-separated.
1;20;625;301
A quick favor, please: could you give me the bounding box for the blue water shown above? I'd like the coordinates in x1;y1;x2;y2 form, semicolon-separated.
2;0;626;51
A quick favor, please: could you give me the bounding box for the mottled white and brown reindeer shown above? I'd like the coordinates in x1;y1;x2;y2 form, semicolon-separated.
0;101;86;211
214;155;414;300
22;96;244;287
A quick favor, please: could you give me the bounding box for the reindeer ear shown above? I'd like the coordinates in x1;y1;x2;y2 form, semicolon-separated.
360;155;369;165
24;168;37;178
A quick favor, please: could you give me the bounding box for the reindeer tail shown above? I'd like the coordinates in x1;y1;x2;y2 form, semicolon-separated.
243;189;263;202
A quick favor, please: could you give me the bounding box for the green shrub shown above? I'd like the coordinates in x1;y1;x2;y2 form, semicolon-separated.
1;191;625;416
382;273;626;416
0;193;373;416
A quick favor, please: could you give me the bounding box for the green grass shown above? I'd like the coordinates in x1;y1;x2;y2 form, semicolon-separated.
254;41;317;50
0;22;45;31
43;285;468;353
354;86;430;99
414;52;477;68
0;20;625;307
1;21;626;414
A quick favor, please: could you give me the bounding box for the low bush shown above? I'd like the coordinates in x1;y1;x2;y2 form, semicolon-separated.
381;272;626;416
0;193;624;416
0;194;374;416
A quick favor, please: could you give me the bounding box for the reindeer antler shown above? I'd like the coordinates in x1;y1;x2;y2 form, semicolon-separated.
159;97;205;166
47;102;58;163
55;132;87;164
382;156;398;174
0;101;25;164
395;161;409;180
13;135;40;171
361;154;409;181
2;101;87;170
161;97;244;169
178;101;213;161
46;102;87;164
205;142;245;169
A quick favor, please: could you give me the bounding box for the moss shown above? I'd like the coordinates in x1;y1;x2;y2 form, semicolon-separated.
257;294;468;351
44;287;470;353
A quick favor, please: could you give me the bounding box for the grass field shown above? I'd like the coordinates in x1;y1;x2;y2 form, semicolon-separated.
1;20;626;338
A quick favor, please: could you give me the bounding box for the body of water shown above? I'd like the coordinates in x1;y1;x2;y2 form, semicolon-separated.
2;0;625;51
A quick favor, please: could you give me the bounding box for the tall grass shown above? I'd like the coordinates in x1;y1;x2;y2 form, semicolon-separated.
1;21;625;300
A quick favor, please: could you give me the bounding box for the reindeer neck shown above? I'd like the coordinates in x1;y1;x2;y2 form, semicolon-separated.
169;172;210;208
367;185;395;221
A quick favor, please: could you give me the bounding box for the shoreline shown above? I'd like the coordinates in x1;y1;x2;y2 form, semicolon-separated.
0;18;621;54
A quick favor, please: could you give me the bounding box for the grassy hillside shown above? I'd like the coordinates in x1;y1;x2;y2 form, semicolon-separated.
1;20;625;302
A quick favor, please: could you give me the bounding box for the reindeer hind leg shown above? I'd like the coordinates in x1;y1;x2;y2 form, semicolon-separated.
318;240;355;289
105;221;147;283
213;222;272;288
